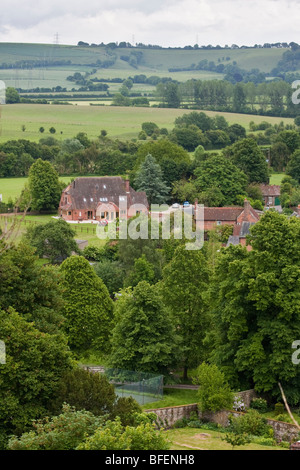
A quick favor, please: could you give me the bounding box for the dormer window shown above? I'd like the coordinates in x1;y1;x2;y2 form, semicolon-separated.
90;198;93;202
103;185;106;189
83;197;86;202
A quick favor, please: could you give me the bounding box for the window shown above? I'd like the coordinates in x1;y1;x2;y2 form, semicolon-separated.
83;197;86;202
216;221;222;225
119;196;125;201
68;211;71;216
90;198;93;202
103;185;106;189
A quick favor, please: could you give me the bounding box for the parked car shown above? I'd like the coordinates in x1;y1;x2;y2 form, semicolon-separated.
183;201;190;207
171;203;180;209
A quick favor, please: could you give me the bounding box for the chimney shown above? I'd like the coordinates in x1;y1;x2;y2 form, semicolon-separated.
125;178;130;193
244;198;251;219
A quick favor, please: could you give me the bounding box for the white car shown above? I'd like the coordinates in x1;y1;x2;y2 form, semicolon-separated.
171;203;180;209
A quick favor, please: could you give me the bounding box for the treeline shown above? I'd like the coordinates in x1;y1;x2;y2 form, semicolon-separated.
156;79;300;117
77;40;297;50
169;60;266;84
1;111;300;180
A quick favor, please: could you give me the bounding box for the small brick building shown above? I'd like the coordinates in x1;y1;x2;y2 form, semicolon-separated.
59;177;149;222
259;184;281;207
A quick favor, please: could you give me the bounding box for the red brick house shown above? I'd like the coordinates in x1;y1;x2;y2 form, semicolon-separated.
227;199;261;250
195;199;260;232
59;177;149;222
194;199;261;250
259;184;281;207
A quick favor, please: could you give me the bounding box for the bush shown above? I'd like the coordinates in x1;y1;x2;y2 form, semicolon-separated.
111;397;142;426
193;363;234;412
82;245;104;261
274;403;285;416
8;404;104;450
222;432;251;449
250;397;268;413
252;436;276;447
275;414;291;423
279;440;291;449
76;416;170;450
228;409;273;438
48;368;117;417
173;417;189;428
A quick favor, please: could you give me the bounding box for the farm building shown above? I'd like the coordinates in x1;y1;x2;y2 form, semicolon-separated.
59;177;149;222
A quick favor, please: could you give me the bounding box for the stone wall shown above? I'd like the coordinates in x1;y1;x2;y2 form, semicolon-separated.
200;409;300;442
235;389;257;408
145;403;198;428
146;398;300;442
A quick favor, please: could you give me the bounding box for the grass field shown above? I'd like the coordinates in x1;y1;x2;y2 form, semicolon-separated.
142;388;199;410
0;103;295;143
0;176;73;202
269;173;285;185
0;212;107;248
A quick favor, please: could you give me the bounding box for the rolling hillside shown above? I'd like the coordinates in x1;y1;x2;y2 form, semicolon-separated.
0;42;288;91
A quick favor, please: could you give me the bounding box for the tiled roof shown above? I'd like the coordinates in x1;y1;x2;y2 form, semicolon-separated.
259;184;281;197
203;207;244;221
61;177;148;210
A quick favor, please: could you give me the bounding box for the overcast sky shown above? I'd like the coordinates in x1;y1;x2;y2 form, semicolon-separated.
0;0;298;47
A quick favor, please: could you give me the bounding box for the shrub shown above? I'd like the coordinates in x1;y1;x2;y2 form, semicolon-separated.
173;417;189;428
252;436;276;447
76;416;170;450
222;432;251;449
82;245;104;262
8;404;104;450
274;403;285;416
111;397;142;426
275;414;291;423
250;397;268;413
228;409;273;438
193;363;234;412
279;440;291;449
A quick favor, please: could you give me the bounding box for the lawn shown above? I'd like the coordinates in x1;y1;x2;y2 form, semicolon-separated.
0;212;107;248
269;173;285;185
166;427;286;451
0;176;74;203
142;388;199;410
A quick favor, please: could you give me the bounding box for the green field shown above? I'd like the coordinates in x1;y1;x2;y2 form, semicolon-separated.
0;176;72;202
0;103;295;143
0;212;106;248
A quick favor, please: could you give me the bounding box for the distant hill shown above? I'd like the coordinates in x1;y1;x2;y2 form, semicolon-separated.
0;42;287;73
0;42;291;92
